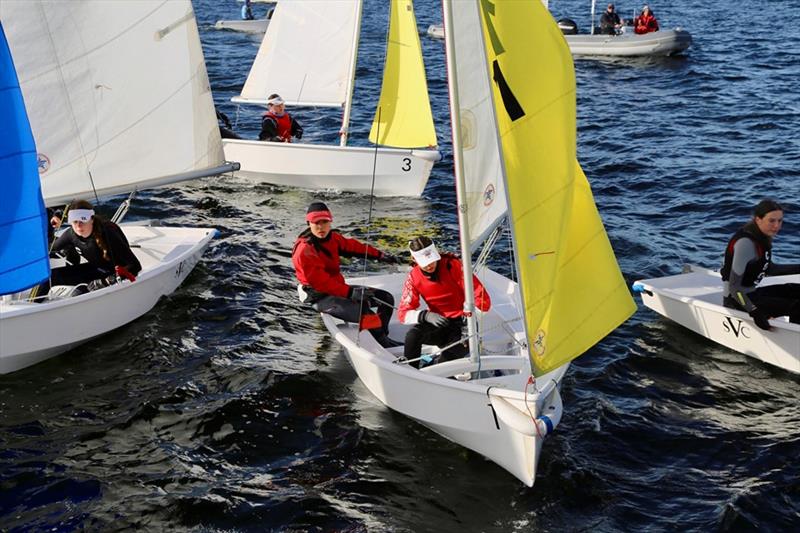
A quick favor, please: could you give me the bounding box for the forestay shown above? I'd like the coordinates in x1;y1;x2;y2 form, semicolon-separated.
478;0;636;374
368;0;437;149
1;0;227;207
0;22;49;295
233;0;360;107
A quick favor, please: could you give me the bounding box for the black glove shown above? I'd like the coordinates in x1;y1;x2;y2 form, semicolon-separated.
87;275;117;292
749;307;771;331
421;310;448;328
380;253;403;265
349;286;376;302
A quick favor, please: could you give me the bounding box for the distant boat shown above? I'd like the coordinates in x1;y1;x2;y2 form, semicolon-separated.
214;2;274;35
223;0;440;197
634;266;800;374
0;1;237;374
323;0;634;486
428;0;691;58
214;18;269;34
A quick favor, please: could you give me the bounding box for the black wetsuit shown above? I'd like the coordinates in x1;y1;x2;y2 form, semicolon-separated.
50;221;141;287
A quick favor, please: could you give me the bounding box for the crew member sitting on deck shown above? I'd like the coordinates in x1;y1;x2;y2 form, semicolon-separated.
599;3;623;35
721;199;800;330
241;0;254;21
259;94;303;143
634;5;659;34
398;236;491;368
49;199;141;293
292;201;403;348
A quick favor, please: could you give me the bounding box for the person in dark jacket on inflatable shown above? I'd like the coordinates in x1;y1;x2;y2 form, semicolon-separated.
721;199;800;330
259;93;303;143
292;202;402;348
599;3;622;35
397;236;491;368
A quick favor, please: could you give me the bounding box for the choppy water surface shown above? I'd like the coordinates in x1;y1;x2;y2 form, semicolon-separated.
2;1;799;531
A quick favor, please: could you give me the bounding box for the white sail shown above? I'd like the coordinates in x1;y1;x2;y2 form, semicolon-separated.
451;4;507;252
1;0;226;207
233;0;361;107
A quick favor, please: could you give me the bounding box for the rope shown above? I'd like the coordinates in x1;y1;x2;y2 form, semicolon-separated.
355;106;382;346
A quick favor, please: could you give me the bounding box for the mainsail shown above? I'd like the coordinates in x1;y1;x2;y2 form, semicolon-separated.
233;0;361;107
0;22;49;295
368;0;437;149
476;0;635;374
1;1;229;207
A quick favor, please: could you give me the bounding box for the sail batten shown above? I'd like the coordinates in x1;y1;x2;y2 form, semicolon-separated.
369;0;437;148
475;1;635;374
1;0;226;206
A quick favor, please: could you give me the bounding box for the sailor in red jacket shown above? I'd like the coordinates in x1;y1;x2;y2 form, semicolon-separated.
292;201;402;348
634;5;659;34
398;236;491;367
259;93;303;142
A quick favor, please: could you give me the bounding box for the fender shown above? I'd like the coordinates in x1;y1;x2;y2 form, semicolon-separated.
488;387;563;437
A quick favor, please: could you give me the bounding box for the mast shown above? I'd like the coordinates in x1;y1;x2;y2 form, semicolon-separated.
442;0;479;363
339;0;363;147
591;0;596;35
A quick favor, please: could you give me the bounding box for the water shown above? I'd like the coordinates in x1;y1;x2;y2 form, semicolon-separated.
2;1;799;530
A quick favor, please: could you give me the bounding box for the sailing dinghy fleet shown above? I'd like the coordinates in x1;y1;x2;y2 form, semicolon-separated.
1;0;796;489
0;1;237;374
222;0;441;197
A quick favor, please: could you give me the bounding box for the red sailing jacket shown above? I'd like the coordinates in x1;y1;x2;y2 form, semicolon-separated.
634;14;659;34
398;254;491;323
292;229;382;298
264;111;293;142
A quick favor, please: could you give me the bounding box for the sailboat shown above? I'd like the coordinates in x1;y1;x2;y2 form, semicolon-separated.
321;0;635;485
222;0;441;197
0;1;238;374
634;266;800;374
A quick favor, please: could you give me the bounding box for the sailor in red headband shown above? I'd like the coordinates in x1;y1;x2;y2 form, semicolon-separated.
292;201;403;348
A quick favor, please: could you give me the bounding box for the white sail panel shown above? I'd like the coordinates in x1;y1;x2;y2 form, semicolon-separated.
1;1;224;206
451;3;507;252
235;0;360;107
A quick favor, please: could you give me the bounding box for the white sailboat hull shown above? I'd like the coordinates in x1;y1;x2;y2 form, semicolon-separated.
222;139;440;197
321;270;569;486
0;225;216;374
565;29;692;57
213;19;269;34
635;267;800;373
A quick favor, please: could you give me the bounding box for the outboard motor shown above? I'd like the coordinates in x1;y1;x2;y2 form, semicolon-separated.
557;18;578;35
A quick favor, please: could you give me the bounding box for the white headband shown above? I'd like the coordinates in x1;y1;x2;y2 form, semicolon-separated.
267;95;285;106
68;209;94;223
410;243;441;268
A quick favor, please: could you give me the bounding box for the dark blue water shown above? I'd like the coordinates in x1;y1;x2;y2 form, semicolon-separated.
2;1;799;531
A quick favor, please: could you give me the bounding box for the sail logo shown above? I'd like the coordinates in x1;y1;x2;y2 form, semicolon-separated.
722;316;751;339
37;153;50;174
483;184;495;206
532;329;546;356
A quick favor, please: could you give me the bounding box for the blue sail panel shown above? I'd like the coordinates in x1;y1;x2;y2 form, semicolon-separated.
0;22;50;296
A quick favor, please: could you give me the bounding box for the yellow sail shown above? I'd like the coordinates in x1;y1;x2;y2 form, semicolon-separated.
368;0;437;148
479;0;635;375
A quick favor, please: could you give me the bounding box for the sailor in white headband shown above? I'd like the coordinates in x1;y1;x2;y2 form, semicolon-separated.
259;92;304;143
48;199;142;292
398;236;492;368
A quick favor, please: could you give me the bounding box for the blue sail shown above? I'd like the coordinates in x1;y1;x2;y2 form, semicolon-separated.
0;22;50;295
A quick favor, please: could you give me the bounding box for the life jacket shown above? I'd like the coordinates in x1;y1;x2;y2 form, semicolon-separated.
264;111;293;142
634;14;658;34
398;254;491;322
720;223;772;287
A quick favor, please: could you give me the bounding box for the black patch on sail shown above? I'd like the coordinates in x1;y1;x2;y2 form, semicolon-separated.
492;60;524;121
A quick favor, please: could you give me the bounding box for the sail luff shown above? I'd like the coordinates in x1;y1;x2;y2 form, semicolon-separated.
368;0;437;149
443;0;480;362
339;0;363;146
